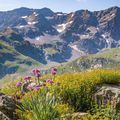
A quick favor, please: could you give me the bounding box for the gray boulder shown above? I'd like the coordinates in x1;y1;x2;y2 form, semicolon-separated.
0;111;10;120
73;112;88;119
0;93;18;120
94;85;120;110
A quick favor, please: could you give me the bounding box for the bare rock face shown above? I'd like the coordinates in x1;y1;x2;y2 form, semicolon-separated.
0;111;10;120
0;93;18;120
94;85;120;110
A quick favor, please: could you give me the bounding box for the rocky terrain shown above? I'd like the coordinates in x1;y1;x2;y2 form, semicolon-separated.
0;6;120;78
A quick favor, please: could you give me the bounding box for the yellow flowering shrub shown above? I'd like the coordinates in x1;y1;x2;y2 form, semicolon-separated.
2;69;120;119
54;69;120;111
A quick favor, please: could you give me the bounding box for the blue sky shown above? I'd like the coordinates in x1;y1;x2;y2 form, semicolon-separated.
0;0;120;12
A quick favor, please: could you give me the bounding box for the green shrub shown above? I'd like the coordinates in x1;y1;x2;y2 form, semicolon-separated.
17;84;73;120
2;69;120;119
86;104;120;120
55;69;120;111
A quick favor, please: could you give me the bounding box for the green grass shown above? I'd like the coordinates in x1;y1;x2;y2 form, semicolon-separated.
93;48;120;61
58;48;120;73
1;69;120;119
0;40;41;74
45;48;59;55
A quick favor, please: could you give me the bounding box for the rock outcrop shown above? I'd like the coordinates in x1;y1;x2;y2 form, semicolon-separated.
94;85;120;110
0;93;19;120
73;112;88;119
0;111;10;120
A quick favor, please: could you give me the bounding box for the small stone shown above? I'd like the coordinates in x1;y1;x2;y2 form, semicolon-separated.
73;112;88;119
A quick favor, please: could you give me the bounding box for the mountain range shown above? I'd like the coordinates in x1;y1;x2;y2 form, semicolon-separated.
0;6;120;78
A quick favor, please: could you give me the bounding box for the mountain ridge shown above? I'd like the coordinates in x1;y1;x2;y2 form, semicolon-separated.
0;6;120;78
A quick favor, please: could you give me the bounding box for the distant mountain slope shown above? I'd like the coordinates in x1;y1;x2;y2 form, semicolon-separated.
58;48;120;73
0;31;42;78
0;6;120;78
0;6;119;54
0;28;82;78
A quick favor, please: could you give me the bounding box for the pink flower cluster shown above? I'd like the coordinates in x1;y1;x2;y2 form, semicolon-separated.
32;69;41;77
46;79;54;84
51;68;57;75
27;84;41;91
16;82;22;87
24;76;31;81
16;67;58;92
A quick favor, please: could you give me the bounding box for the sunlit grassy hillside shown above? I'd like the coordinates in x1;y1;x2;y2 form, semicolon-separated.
58;48;120;73
1;69;120;119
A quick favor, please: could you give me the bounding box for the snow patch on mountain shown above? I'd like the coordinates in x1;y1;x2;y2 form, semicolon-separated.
57;13;63;16
45;16;54;20
102;34;106;39
35;36;40;41
28;21;38;25
56;21;73;33
71;13;74;18
21;16;27;19
101;34;111;48
19;25;25;28
33;12;38;16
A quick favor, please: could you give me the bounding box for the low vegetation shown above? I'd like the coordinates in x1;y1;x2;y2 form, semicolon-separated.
1;68;120;119
58;48;120;73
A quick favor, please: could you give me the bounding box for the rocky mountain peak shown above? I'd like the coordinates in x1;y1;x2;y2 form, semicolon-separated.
0;6;120;78
93;6;120;40
38;7;54;17
0;6;120;55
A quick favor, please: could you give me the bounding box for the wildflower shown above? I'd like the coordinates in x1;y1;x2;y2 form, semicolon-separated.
46;79;54;84
51;67;57;75
27;83;36;91
24;76;31;81
32;69;41;77
16;82;22;87
35;73;41;77
27;86;34;91
34;85;41;91
32;69;40;74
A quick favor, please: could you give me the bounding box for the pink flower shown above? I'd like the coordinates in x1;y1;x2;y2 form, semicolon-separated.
34;85;41;91
51;68;57;75
16;82;22;87
24;76;31;81
32;69;40;74
46;79;54;84
32;69;41;77
35;73;41;77
27;86;34;91
27;83;36;91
